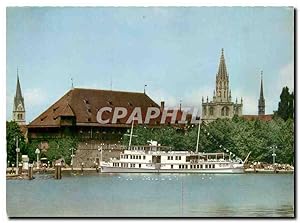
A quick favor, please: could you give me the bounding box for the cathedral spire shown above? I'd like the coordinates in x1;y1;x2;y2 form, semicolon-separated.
258;71;265;115
15;70;23;102
13;69;26;125
217;48;228;79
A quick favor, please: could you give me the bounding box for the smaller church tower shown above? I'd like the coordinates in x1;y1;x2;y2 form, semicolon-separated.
13;70;26;125
258;71;265;115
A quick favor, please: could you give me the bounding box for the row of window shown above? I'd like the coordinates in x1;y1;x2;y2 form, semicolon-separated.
120;154;146;160
167;156;181;160
112;163;217;169
113;163;142;168
179;164;215;169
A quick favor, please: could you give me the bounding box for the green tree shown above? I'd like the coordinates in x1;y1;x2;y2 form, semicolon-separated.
6;121;27;164
46;137;78;164
275;87;294;121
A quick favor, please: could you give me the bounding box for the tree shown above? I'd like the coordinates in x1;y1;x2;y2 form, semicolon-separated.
275;87;294;121
120;117;294;164
46;137;78;164
6;121;27;164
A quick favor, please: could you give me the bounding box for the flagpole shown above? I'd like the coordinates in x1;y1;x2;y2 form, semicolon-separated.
128;120;134;148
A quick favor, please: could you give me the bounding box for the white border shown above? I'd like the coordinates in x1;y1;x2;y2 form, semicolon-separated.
1;1;297;222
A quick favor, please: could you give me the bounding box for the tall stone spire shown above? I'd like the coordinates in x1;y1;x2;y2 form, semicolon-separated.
215;48;230;102
217;48;228;79
258;71;265;115
13;69;26;125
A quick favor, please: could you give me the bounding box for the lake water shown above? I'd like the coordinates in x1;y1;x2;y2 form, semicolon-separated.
6;173;294;217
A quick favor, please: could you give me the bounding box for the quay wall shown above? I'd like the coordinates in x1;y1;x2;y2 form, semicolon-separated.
73;140;125;168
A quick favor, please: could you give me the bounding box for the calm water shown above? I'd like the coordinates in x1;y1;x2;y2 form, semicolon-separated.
7;173;294;217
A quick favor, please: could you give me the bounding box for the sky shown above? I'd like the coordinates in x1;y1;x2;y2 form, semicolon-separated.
6;7;294;123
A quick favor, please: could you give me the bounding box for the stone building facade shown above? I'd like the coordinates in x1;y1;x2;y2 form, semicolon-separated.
202;49;243;122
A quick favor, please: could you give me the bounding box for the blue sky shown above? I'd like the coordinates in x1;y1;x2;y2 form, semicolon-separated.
6;7;294;123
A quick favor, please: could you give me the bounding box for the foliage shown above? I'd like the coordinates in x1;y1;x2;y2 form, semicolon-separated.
275;87;294;121
6;121;27;165
122;117;294;164
45;137;78;164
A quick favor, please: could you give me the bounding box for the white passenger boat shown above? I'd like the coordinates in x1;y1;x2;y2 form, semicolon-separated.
100;141;248;173
100;121;251;174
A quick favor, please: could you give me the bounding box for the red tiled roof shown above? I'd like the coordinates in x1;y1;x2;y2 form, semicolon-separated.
28;88;160;128
242;114;273;122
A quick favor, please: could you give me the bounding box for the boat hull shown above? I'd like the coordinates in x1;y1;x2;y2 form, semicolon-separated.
101;166;244;174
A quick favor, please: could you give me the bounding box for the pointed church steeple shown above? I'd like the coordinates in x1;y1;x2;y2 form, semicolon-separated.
215;48;230;102
258;71;265;115
13;69;26;125
217;48;228;79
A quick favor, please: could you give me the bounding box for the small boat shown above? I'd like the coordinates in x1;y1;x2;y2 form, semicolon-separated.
100;121;251;174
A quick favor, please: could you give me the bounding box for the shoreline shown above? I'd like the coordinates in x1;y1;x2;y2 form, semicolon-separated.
6;167;294;180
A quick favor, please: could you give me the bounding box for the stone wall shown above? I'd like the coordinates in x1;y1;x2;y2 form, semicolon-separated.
73;140;125;168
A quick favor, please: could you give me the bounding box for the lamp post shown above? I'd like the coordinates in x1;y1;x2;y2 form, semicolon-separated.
271;145;277;168
70;147;75;171
35;148;40;169
14;136;21;175
98;145;103;171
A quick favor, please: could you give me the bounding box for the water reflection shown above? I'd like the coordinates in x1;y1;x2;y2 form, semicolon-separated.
7;173;294;217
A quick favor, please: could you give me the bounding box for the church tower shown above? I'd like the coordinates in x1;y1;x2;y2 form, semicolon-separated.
215;48;230;102
12;70;26;125
258;71;265;115
202;49;243;122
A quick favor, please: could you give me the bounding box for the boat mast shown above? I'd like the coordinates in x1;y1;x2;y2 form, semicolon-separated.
128;120;134;148
196;119;201;153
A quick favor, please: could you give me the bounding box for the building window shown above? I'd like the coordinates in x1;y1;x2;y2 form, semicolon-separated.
143;156;145;159
139;164;141;168
221;106;229;116
171;165;173;169
209;107;214;116
179;156;181;160
175;156;178;160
